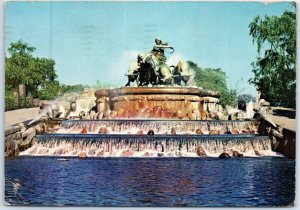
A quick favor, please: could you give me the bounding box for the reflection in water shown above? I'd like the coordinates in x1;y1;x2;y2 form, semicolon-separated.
125;159;198;206
5;157;295;207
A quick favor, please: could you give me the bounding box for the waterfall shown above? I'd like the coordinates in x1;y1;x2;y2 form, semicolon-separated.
57;119;259;135
19;134;280;157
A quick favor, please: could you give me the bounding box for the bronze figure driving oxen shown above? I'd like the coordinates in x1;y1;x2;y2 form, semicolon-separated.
125;39;192;87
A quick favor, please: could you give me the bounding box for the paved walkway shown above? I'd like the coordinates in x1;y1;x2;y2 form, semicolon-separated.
5;108;40;128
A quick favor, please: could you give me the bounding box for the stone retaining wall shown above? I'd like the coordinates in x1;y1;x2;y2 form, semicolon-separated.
259;117;296;159
5;117;48;157
276;128;296;159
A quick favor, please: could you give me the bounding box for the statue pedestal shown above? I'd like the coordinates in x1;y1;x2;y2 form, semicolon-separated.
95;87;219;119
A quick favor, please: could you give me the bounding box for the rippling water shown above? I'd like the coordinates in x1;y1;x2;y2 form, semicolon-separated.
5;157;295;207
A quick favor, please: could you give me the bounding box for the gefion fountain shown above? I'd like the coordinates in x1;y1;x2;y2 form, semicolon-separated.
20;40;278;158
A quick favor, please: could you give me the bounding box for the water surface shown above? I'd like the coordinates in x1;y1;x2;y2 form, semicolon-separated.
5;157;295;206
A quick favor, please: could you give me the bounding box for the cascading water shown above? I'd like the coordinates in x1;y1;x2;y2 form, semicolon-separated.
20;87;276;157
55;119;259;135
20;131;280;157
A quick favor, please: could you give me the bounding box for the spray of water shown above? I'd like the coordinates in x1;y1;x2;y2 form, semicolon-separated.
166;53;182;67
28;105;52;126
246;101;254;118
28;94;73;125
186;68;197;87
166;53;197;87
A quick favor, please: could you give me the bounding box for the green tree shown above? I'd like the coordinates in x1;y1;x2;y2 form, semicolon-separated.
189;61;237;107
61;84;85;93
5;89;16;111
94;80;116;89
8;40;36;55
38;80;62;100
5;40;58;98
248;4;296;107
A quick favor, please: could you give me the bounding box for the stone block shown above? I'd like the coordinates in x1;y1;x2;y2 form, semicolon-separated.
5;126;20;136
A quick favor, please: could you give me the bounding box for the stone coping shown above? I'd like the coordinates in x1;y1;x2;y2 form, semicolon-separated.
95;87;220;98
5;117;48;137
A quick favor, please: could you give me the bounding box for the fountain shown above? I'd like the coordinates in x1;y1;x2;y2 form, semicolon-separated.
19;39;280;158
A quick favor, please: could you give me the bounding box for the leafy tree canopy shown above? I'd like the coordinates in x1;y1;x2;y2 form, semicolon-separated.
248;4;296;107
8;40;36;56
6;40;58;98
188;61;237;107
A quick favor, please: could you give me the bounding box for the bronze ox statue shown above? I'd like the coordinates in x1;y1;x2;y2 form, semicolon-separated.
125;39;193;86
125;61;140;87
125;53;193;87
172;60;193;86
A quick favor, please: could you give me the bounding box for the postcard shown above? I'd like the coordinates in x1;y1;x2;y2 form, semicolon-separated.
4;1;296;207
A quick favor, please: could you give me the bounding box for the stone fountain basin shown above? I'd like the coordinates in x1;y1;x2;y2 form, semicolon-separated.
94;86;220;118
95;86;220;98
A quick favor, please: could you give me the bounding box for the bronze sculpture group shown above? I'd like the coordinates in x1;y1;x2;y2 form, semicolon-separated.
125;38;192;87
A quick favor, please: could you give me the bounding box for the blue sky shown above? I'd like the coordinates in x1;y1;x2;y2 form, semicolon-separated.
5;1;293;95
